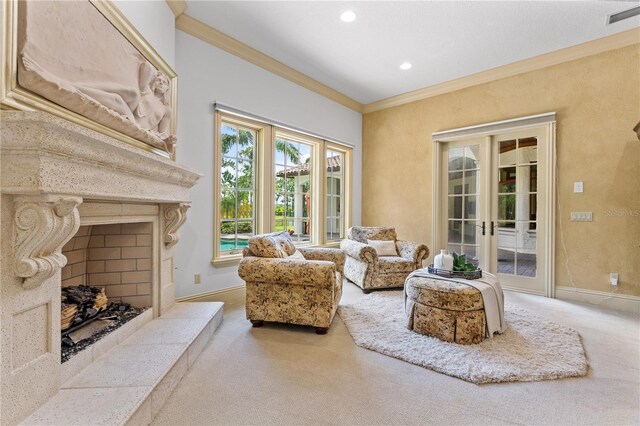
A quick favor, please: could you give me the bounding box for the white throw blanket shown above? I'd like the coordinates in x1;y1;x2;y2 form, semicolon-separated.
405;269;507;338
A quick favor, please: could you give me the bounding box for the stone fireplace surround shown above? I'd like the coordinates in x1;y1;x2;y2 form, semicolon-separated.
0;111;205;424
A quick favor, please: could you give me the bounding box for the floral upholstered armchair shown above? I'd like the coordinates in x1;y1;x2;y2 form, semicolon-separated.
340;226;429;293
238;231;345;334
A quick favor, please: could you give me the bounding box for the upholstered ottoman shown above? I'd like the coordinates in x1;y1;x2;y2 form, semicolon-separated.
404;276;485;344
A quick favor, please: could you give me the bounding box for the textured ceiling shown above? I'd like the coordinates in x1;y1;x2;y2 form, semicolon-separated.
185;1;640;104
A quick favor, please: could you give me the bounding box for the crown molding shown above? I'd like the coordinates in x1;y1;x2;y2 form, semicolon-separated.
166;0;187;18
363;28;640;114
175;13;363;113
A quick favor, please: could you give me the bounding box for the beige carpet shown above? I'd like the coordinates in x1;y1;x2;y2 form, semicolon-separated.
152;282;639;425
338;291;588;384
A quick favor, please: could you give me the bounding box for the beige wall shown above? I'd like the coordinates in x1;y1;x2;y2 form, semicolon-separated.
362;45;640;296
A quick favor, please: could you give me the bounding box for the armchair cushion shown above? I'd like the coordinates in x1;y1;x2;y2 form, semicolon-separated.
248;231;296;258
347;226;397;243
378;256;415;274
367;239;398;256
239;256;336;288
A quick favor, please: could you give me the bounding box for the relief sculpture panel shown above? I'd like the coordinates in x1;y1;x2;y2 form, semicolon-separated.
15;0;176;154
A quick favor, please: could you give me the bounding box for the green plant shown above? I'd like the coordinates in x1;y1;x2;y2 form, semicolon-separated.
452;252;477;272
220;221;253;234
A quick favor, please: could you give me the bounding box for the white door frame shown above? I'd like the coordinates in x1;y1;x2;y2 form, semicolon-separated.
432;113;556;297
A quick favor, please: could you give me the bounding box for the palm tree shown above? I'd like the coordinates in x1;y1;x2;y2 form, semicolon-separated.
275;139;301;164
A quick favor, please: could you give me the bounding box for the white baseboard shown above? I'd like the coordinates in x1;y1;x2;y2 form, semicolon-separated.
555;286;640;313
502;286;545;296
176;284;246;303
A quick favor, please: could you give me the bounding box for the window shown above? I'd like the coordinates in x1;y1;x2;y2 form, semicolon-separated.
213;111;352;265
274;133;316;244
219;122;257;254
325;146;345;242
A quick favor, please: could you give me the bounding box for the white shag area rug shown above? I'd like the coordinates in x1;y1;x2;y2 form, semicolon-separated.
338;291;588;384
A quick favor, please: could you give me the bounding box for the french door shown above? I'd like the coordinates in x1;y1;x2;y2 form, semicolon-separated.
436;123;553;295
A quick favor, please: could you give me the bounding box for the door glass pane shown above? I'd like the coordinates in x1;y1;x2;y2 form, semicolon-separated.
448;147;464;171
448;172;463;194
497;224;516;250
448;196;463;219
498;194;516;221
498;167;516;193
448;221;462;244
516;166;535;193
497;248;515;275
464;170;478;194
517;137;537;164
499;140;517;166
448;244;461;256
463;220;478;245
516;221;536;277
463;196;477;219
465;146;480;169
516;193;536;222
462;245;479;266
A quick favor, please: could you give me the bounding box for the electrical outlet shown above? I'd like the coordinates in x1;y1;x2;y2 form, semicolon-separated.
573;182;584;193
610;273;618;286
570;212;592;221
194;273;201;284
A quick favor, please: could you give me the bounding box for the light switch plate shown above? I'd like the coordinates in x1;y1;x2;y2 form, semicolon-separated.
570;212;592;221
573;182;584;193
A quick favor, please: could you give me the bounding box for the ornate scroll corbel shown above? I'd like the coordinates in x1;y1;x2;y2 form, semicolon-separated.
14;195;83;289
163;203;190;248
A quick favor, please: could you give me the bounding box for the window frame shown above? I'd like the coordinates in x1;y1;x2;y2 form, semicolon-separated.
212;111;352;266
322;142;352;247
212;113;271;266
273;129;322;247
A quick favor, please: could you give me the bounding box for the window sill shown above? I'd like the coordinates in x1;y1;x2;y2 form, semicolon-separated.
211;255;242;268
322;241;341;248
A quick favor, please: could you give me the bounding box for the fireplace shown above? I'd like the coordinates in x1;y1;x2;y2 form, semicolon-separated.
62;223;154;308
0;111;201;425
59;222;156;362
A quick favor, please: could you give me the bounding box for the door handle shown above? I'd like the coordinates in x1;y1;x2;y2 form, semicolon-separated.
490;221;495;236
478;221;486;236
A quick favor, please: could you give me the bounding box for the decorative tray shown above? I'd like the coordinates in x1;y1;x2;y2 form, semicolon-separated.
427;264;482;280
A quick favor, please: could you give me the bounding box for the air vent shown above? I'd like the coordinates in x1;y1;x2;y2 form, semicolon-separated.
607;6;640;25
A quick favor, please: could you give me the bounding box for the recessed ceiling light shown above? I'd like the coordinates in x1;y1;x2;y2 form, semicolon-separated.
400;62;412;70
340;10;356;23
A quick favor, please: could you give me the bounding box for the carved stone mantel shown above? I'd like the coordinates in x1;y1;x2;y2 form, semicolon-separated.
164;203;190;248
1;111;202;203
13;195;82;289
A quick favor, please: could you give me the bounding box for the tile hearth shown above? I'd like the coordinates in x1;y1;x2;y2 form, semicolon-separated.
22;302;223;426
